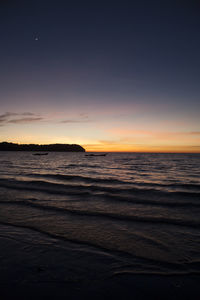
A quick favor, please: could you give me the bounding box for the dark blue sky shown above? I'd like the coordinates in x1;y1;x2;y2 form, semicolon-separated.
0;0;200;151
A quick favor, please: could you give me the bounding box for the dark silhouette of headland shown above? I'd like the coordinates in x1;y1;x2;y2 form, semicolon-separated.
0;142;85;152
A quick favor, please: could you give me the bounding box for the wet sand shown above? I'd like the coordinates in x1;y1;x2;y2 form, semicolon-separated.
0;224;200;300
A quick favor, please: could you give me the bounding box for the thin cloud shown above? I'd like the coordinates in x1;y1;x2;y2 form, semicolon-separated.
0;112;43;125
0;112;18;121
21;112;36;116
108;128;200;138
7;117;43;124
0;112;18;117
61;114;91;123
61;119;90;123
0;112;35;119
79;113;89;118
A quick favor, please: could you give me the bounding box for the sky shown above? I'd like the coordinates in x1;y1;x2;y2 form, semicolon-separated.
0;0;200;152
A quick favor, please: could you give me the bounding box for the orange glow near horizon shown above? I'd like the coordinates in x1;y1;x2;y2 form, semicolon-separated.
83;143;200;153
1;134;200;154
0;112;199;154
1;138;200;153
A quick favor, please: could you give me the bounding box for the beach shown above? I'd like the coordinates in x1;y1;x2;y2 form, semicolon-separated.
0;152;200;299
1;224;200;300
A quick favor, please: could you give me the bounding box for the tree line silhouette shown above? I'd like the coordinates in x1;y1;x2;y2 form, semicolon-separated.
0;142;85;152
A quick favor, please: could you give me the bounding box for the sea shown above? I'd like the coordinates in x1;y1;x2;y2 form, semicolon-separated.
0;151;200;278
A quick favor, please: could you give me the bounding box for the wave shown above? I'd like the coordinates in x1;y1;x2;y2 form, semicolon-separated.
0;200;199;229
0;216;200;276
2;175;200;196
63;163;106;169
0;178;199;205
1;219;200;277
27;173;200;192
0;178;92;196
31;173;123;185
104;194;200;207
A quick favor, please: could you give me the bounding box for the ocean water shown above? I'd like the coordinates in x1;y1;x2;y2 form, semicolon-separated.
0;151;200;277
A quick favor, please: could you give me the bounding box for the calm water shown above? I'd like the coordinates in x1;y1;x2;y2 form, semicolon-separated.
0;152;200;276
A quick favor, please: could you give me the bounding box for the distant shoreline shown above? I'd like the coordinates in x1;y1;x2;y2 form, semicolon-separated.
0;142;199;154
0;142;85;152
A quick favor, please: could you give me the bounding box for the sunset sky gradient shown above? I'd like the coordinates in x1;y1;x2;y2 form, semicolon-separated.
0;1;200;152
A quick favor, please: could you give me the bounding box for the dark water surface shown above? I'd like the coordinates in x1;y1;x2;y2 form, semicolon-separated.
0;152;200;276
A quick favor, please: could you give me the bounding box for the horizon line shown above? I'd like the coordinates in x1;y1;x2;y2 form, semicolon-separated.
1;141;200;154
